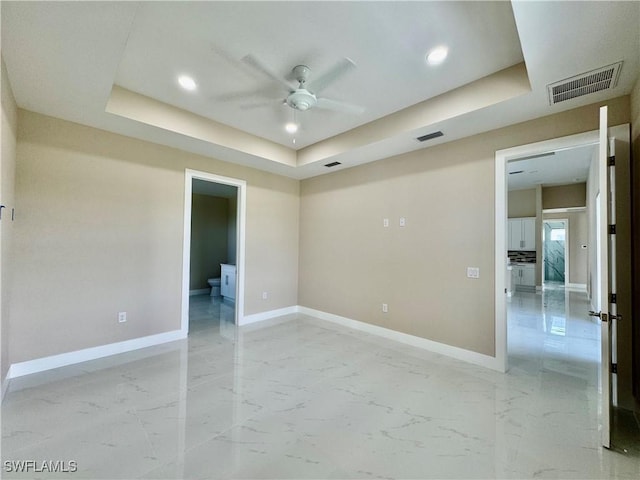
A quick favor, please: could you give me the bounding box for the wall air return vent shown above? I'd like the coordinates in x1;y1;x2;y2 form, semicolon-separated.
416;131;443;142
547;62;622;105
324;161;341;168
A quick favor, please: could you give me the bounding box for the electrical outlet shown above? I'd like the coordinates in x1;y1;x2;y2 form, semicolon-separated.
382;303;388;313
262;291;268;300
118;312;127;323
466;267;480;279
399;217;406;227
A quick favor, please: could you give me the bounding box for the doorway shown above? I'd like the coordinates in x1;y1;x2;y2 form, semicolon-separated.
496;121;635;452
494;129;600;372
181;169;246;333
542;219;568;286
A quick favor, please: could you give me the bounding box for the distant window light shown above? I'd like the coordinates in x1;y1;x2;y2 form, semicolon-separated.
550;230;566;242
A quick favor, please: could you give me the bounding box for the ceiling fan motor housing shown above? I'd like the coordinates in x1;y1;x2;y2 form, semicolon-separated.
287;89;317;111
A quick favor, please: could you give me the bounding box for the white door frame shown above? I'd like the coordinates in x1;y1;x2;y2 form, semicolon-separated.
181;169;247;333
542;218;569;285
494;129;599;372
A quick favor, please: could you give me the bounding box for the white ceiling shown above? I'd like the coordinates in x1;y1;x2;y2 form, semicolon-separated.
507;145;595;191
2;1;639;180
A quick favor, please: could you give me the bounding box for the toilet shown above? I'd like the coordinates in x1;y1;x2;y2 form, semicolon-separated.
207;278;221;297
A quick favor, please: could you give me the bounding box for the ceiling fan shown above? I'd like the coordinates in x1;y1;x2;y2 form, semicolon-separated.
239;54;365;116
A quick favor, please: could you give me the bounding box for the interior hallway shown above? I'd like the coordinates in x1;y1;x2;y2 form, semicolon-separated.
1;293;638;478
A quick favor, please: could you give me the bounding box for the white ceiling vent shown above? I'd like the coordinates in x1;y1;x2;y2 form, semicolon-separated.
547;62;622;105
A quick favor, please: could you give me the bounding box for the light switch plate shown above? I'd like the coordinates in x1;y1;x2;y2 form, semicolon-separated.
399;217;406;227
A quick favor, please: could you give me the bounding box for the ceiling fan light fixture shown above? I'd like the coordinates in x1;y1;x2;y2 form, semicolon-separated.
178;74;197;91
426;46;448;66
285;122;298;134
287;89;317;111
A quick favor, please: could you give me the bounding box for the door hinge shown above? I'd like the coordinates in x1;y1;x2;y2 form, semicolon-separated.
608;224;616;235
610;293;617;304
611;363;618;374
608;155;616;166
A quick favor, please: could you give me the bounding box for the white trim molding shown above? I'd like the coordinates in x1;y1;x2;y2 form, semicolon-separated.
298;307;503;372
7;329;186;379
2;374;9;400
240;306;299;326
566;283;588;292
189;289;210;296
2;303;510;391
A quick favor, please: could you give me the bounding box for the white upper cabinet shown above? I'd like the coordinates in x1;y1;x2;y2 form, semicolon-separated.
508;217;536;251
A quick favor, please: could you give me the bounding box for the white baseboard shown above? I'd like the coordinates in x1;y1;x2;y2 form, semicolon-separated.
189;289;210;296
298;306;503;372
3;303;505;390
240;306;299;326
566;283;587;292
7;329;187;380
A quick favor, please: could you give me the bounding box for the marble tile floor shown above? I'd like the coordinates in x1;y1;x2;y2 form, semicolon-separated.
2;292;639;479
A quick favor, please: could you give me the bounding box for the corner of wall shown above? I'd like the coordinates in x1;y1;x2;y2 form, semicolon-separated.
1;55;18;389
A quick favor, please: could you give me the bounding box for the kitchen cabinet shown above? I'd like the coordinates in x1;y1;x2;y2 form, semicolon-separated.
508;217;536;251
220;264;236;301
512;264;536;291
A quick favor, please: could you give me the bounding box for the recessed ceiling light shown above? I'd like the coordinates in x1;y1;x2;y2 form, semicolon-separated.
285;122;298;134
178;75;197;91
426;46;448;66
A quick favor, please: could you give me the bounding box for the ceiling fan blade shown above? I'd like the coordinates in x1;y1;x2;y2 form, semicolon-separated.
241;54;293;92
308;57;356;94
239;99;284;110
214;87;283;103
316;97;364;115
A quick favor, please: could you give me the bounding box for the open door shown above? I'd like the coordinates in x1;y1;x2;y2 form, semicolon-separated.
589;106;619;449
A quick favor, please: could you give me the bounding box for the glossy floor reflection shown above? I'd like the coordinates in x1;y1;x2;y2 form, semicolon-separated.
2;293;639;478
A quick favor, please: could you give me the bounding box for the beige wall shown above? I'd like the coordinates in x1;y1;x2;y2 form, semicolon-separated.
299;96;630;358
10;110;299;364
542;211;587;285
542;183;586;209
1;58;18;383
189;194;229;291
508;188;536;217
